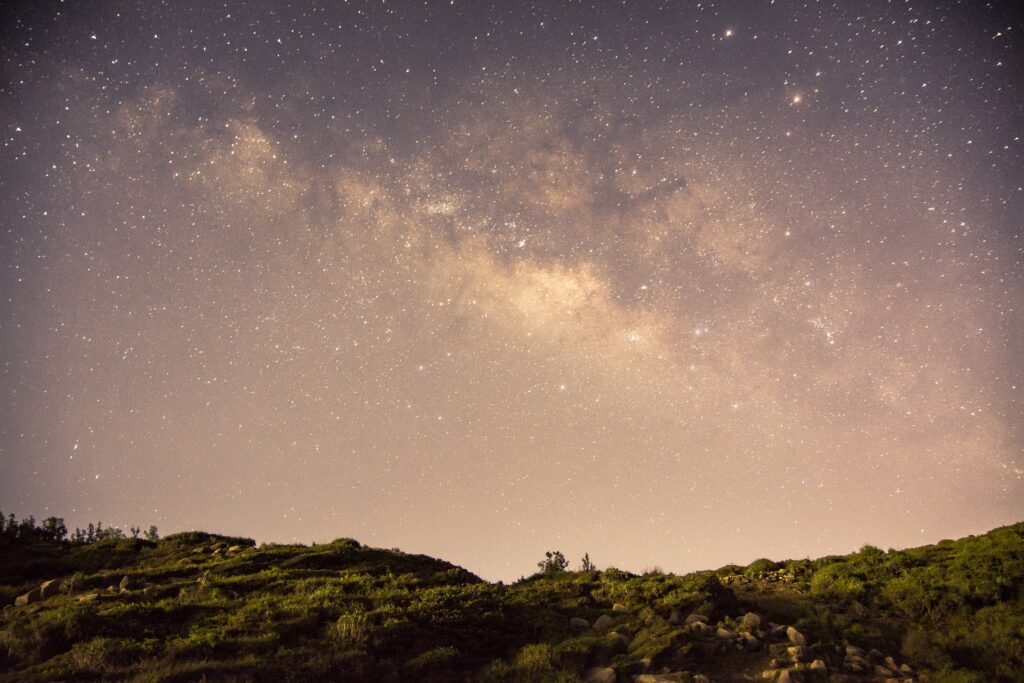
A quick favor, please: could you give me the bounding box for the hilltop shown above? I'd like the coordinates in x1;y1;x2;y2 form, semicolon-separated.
0;519;1021;682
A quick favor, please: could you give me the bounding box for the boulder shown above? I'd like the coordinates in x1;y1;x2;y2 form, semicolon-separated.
569;617;590;631
740;611;763;630
689;621;711;635
739;632;761;651
607;631;630;652
899;664;916;675
874;665;894;677
786;627;807;645
39;579;62;599
845;645;865;659
612;602;629;613
716;627;738;640
14;588;40;606
685;613;709;625
583;667;616;683
788;645;809;662
809;660;828;674
593;614;613;630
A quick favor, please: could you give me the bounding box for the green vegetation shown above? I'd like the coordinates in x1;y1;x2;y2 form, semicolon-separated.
1;517;1021;682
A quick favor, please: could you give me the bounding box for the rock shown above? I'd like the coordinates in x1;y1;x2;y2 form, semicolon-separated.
693;676;711;683
119;576;134;591
14;588;41;606
635;675;682;683
78;592;100;603
569;617;590;631
829;676;854;683
607;631;630;652
874;665;894;677
770;623;788;638
633;657;654;673
740;611;763;630
786;627;807;645
763;671;782;680
788;645;809;662
739;632;761;651
845;645;865;659
885;656;899;671
39;579;62;599
716;627;738;639
688;621;711;635
593;614;613;630
583;667;616;683
668;610;682;625
776;671;798;683
809;660;828;674
769;643;788;656
868;649;885;662
899;664;916;675
612;602;628;613
685;613;709;625
227;545;243;553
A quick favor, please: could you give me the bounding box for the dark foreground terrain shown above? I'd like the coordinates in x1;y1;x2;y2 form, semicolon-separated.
1;518;1021;682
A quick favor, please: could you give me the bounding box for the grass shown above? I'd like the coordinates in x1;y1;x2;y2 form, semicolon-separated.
0;521;1022;681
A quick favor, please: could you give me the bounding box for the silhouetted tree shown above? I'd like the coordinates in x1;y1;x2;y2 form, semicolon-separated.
538;550;569;575
144;525;159;541
580;552;596;572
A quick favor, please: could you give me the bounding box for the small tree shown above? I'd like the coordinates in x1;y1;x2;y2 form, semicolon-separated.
538;550;569;575
130;525;140;539
41;517;68;542
144;525;159;541
580;553;596;572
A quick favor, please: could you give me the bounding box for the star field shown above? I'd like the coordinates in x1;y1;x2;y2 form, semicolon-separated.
1;1;1022;581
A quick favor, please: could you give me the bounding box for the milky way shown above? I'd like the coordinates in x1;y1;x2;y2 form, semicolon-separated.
1;1;1022;581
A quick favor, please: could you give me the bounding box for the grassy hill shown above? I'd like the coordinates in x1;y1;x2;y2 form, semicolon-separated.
0;519;1021;682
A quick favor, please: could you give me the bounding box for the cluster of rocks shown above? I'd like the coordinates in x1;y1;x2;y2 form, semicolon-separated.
11;578;63;607
574;605;926;683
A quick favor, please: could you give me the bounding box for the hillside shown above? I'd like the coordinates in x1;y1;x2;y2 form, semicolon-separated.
1;520;1022;682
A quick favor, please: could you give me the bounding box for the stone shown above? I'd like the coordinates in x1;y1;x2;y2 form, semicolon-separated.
78;592;100;603
787;627;807;645
868;649;885;661
844;645;865;659
740;611;763;630
691;621;712;635
14;588;40;606
739;632;761;651
607;631;630;652
612;602;628;613
809;660;828;673
668;610;681;625
635;675;682;683
763;671;781;680
788;645;809;662
39;579;62;599
119;575;134;591
685;613;709;624
769;643;789;656
874;665;894;677
593;614;613;630
716;627;738;639
776;671;798;683
583;667;616;683
569;617;590;631
899;664;916;675
227;545;243;553
693;676;711;683
885;656;899;670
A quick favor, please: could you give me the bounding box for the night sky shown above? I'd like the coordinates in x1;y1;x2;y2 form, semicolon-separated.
1;1;1022;582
